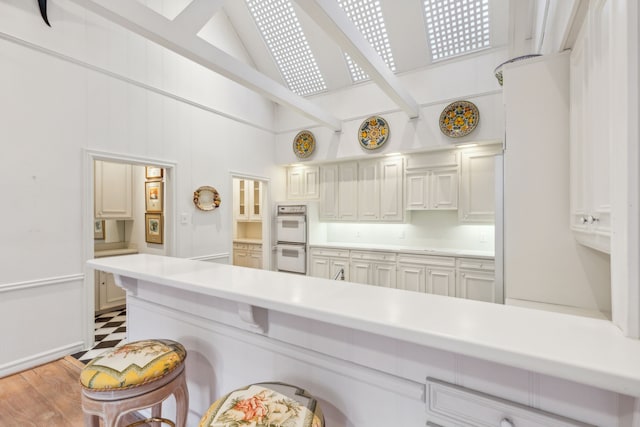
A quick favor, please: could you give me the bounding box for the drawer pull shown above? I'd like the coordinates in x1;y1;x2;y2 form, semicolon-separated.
500;418;515;427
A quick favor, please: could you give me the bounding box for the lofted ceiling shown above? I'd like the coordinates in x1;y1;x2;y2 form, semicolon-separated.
66;0;585;130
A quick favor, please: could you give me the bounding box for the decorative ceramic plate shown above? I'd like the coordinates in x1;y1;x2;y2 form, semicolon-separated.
193;186;221;211
359;116;389;150
293;130;316;159
439;100;479;138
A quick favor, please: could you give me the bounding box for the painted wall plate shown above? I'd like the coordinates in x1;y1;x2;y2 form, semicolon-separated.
193;186;221;211
439;100;479;138
293;130;316;159
359;116;389;150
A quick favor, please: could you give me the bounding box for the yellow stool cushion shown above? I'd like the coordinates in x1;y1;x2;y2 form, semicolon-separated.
80;339;186;391
199;382;324;427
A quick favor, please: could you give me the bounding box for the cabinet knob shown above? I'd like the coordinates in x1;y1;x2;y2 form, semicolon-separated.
580;217;588;224
500;418;515;427
587;215;599;224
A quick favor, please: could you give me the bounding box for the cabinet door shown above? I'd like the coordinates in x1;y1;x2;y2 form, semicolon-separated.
330;259;349;281
374;263;396;288
426;267;456;297
233;249;249;267
235;179;249;220
406;172;428;210
456;270;496;303
380;157;403;221
249;181;262;221
95;161;133;219
397;264;426;293
97;270;126;311
310;256;330;278
431;168;458;210
320;165;339;220
287;166;319;200
358;160;379;220
338;162;358;220
459;150;496;223
303;166;320;199
248;251;262;269
287;167;305;200
350;260;372;284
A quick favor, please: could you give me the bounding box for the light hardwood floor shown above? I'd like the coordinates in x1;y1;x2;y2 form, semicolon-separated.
0;357;142;427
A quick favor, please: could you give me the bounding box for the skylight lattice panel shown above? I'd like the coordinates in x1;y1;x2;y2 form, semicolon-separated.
423;0;490;61
337;0;396;82
246;0;326;96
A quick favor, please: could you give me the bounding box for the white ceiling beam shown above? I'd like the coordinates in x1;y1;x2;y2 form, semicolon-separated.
68;0;342;131
172;0;226;34
293;0;420;119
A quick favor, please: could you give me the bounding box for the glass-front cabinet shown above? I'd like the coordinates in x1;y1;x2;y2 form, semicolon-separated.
234;179;262;221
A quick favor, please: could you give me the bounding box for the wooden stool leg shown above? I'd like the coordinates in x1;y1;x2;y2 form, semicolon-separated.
84;413;100;427
173;373;189;427
151;403;162;427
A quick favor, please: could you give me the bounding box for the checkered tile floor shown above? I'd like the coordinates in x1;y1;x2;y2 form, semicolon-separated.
71;308;127;364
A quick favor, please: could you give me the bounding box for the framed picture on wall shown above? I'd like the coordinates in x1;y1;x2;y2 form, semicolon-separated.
145;166;163;180
145;181;163;213
145;213;163;244
94;219;105;240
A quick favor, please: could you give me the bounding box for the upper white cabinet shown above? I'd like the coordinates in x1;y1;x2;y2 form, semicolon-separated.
405;151;458;211
95;161;133;220
459;147;500;223
358;157;404;221
287;165;319;200
569;3;611;253
234;179;262;221
320;162;358;221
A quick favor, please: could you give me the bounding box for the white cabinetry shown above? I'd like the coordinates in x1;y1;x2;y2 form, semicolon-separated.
396;254;456;296
569;4;611;253
358;157;404;221
287;165;319;200
233;242;262;269
95;270;126;312
309;247;350;280
320;162;358;220
234;179;262;221
459;147;499;223
405;151;458;211
350;251;396;288
456;258;498;303
94;161;133;219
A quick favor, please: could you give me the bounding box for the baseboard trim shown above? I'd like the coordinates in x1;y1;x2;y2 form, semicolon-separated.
0;341;85;378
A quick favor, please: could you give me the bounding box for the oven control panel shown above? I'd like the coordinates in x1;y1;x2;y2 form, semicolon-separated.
277;205;307;215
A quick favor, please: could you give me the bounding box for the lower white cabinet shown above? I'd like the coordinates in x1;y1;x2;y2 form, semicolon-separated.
95;270;126;312
233;242;263;269
350;251;396;288
427;378;594;427
309;247;350;280
455;258;499;303
397;254;455;296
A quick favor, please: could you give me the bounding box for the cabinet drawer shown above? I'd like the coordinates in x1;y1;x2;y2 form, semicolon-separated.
457;258;495;271
350;251;396;262
234;243;248;250
397;254;455;267
427;378;594;427
309;247;349;258
247;243;262;251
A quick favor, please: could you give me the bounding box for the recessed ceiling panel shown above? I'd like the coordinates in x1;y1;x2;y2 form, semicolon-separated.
423;0;491;61
245;0;327;96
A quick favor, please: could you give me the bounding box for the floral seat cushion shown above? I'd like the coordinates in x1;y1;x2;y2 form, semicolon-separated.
199;382;324;427
80;339;186;391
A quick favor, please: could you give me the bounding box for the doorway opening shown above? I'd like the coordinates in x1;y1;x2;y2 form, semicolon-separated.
83;150;177;349
231;173;271;271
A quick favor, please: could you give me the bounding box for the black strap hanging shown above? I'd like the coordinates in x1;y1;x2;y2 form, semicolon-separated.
38;0;51;27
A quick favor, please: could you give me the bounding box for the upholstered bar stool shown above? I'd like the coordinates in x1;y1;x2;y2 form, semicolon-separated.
80;339;189;427
198;382;324;427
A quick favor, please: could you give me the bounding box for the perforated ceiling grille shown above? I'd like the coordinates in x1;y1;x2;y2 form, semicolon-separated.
423;0;490;61
337;0;396;82
246;0;326;96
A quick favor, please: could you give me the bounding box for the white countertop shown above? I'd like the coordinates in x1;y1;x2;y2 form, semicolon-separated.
88;254;640;397
94;248;139;258
309;242;494;258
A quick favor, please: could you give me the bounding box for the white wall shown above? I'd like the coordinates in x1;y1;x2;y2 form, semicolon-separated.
503;53;611;313
0;0;278;374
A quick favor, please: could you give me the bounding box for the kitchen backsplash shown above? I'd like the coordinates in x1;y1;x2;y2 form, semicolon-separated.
322;211;494;252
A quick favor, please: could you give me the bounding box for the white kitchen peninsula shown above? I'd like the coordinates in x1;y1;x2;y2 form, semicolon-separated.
88;254;640;426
